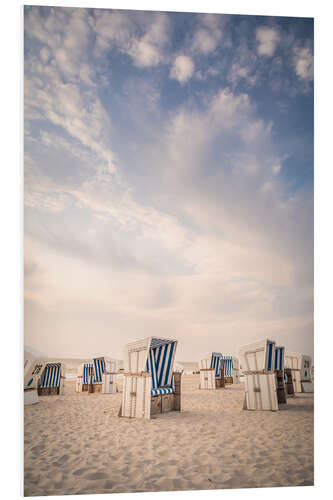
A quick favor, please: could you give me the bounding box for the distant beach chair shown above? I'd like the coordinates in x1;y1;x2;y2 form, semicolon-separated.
221;355;241;384
284;352;313;393
119;336;181;419
76;363;94;392
239;339;286;411
37;362;65;396
24;350;46;405
92;357;119;394
199;352;225;389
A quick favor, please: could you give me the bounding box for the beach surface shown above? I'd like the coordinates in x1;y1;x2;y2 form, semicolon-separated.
24;376;313;496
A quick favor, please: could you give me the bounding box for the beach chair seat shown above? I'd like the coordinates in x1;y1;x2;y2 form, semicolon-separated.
151;387;174;396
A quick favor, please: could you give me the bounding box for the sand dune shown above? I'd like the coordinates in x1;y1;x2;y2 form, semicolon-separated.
24;376;313;496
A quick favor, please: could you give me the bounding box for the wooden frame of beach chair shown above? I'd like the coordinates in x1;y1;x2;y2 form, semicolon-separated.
284;352;313;393
239;339;286;411
120;336;181;419
24;353;47;405
199;353;225;389
222;356;234;385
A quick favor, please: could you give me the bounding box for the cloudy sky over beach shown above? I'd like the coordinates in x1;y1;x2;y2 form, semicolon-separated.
24;6;313;360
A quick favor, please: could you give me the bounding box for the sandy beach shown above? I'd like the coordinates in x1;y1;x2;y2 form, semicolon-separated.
24;376;313;496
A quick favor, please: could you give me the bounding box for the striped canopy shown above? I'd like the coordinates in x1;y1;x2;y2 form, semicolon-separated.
221;356;233;377
39;363;61;388
146;338;177;390
210;352;223;379
83;363;95;385
93;358;105;383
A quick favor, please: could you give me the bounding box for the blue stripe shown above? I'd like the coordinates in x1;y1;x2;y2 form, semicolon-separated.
144;339;177;390
164;341;175;386
267;343;273;371
150;349;157;389
158;344;169;386
151;387;174;396
155;345;163;380
40;363;61;388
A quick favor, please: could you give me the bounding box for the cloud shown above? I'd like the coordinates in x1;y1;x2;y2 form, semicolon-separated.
293;46;314;81
170;55;195;84
256;27;280;56
24;8;313;359
94;10;170;67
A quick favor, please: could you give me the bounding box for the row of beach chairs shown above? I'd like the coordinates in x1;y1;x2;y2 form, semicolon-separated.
24;336;313;417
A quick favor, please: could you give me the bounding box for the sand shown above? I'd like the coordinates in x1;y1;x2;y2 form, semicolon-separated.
24;376;314;496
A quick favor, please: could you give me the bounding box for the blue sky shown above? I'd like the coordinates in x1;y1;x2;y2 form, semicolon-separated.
24;6;313;360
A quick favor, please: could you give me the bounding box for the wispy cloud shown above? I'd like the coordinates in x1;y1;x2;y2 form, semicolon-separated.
256;26;280;56
24;7;313;359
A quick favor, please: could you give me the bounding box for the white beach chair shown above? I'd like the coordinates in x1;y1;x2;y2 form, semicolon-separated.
120;336;181;419
199;352;225;389
284;352;313;393
239;339;285;411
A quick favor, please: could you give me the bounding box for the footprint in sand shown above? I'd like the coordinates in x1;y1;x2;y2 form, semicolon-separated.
103;480;114;489
85;472;109;480
73;468;89;476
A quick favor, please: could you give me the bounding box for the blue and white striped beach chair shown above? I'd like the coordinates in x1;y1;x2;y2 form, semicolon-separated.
93;357;118;394
199;352;225;389
38;362;65;395
120;336;181;419
239;339;287;411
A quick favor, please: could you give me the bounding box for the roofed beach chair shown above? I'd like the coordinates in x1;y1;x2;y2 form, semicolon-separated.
38;362;65;396
284;352;313;393
199;352;225;389
119;336;181;419
222;355;234;384
76;363;94;392
24;350;46;405
239;339;286;411
93;356;119;394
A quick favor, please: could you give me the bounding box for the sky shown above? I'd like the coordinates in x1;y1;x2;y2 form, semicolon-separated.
24;6;314;361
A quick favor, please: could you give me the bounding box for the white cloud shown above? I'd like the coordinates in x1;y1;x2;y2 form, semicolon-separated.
191;13;224;55
24;8;313;360
272;164;282;175
192;29;218;54
293;46;314;81
256;27;280;56
170;55;195;84
94;10;170;67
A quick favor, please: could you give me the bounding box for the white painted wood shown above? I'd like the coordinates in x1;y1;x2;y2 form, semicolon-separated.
232;357;240;383
292;370;302;393
285;352;313;392
121;375;152;418
199;369;215;389
302;381;314;393
24;355;46;389
76;363;84;392
102;373;117;394
59;364;66;394
285;352;302;370
24;389;39;405
239;339;276;374
199;356;212;370
245;373;279;411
